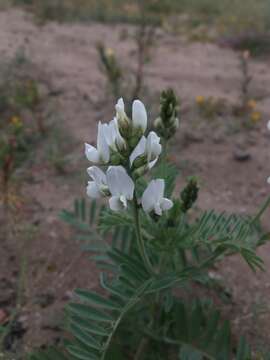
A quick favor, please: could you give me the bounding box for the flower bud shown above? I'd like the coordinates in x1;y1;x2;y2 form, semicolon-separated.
132;154;147;170
115;98;131;138
110;151;123;165
133;165;148;179
154;88;179;140
180;177;199;213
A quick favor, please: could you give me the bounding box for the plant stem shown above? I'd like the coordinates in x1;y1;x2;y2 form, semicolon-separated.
251;195;270;225
133;195;154;275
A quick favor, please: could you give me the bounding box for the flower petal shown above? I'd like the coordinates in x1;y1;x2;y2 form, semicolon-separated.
85;143;99;163
87;166;107;187
106;166;134;200
148;158;158;170
112;117;125;149
146;131;162;162
161;198;173;211
87;181;101;198
97;122;110;163
120;195;128;208
132;100;147;132
103;122;116;149
268;120;270;131
154;203;162;216
129;136;146;166
141;179;164;213
115;98;125;117
152;179;165;202
109;196;123;211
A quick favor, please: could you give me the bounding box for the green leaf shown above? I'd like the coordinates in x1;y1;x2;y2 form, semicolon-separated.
68;303;114;323
67;345;99;360
75;289;121;310
70;323;101;351
70;316;110;337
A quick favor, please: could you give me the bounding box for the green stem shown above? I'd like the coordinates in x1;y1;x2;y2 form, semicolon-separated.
133;196;154;275
251;195;270;225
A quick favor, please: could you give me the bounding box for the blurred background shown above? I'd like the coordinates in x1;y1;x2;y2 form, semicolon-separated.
0;0;270;357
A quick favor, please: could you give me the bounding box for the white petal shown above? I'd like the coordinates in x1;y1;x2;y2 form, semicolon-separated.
146;132;162;162
120;195;128;208
121;173;134;200
103;122;116;149
85;143;99;163
107;166;134;200
267;121;270;131
87;166;106;187
148;158;158;170
152;179;165;202
160;198;173;211
97;122;110;163
87;181;101;198
267;177;270;184
154;203;162;216
115;98;125;117
112;117;125;149
141;183;155;212
142;179;164;213
132;100;147;132
109;196;123;211
129;136;146;166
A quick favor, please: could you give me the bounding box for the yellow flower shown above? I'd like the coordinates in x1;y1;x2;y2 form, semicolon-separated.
246;99;257;110
250;111;261;123
106;47;115;57
196;96;205;105
10;116;22;127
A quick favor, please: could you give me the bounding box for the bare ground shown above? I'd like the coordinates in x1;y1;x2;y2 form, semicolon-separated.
0;8;270;355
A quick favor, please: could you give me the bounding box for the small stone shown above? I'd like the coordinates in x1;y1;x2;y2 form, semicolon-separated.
233;148;251;162
34;293;55;308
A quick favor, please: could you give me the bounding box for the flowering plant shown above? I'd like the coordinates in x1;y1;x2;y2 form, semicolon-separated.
30;93;270;360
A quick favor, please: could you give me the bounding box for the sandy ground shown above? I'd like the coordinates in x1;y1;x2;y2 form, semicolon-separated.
0;8;270;355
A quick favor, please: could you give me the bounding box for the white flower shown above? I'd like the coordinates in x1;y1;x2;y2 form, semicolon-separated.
129;136;146;166
141;179;173;216
115;98;125;119
85;122;110;164
145;131;162;167
87;166;108;198
132;100;147;132
103;118;126;151
130;131;162;169
115;98;147;133
106;166;134;211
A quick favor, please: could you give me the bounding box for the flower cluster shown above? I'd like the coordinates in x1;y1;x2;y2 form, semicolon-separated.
85;98;173;215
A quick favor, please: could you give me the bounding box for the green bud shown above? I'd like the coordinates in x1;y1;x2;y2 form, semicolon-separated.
180;177;199;213
129;130;142;149
133;165;147;179
118;115;131;139
100;186;111;197
132;154;147;170
155;88;180;140
110;151;123;165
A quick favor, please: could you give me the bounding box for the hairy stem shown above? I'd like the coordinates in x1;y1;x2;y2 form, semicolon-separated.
133;195;154;275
